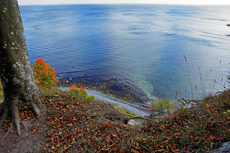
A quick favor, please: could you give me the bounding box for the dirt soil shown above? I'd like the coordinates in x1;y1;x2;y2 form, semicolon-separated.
0;105;47;153
0;97;129;153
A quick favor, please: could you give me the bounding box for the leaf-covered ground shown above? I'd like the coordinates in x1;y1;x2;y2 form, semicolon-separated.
1;89;230;152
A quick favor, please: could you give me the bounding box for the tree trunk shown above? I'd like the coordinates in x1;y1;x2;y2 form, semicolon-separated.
0;0;42;135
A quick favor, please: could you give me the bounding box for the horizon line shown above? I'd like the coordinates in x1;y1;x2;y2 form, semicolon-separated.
19;3;230;6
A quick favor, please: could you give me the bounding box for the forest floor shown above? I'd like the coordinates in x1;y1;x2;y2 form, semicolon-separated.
0;88;230;153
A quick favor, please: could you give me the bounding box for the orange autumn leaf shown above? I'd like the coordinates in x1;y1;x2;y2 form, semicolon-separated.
70;84;81;92
111;133;117;137
69;84;76;91
131;149;139;153
209;135;215;141
149;147;154;150
37;86;42;91
145;105;154;109
37;58;44;64
38;70;43;74
172;143;176;150
80;87;86;92
217;137;224;141
108;121;113;124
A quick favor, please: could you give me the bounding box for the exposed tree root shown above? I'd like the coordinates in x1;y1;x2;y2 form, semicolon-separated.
0;108;9;128
1;120;28;141
20;121;27;132
11;98;21;135
31;102;40;117
0;98;42;137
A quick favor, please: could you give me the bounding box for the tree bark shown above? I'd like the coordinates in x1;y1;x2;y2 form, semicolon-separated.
0;0;42;135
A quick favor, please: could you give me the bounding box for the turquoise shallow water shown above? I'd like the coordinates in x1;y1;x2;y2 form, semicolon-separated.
20;4;230;101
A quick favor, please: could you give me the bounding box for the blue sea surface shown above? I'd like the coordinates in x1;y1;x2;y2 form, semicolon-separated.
19;4;230;101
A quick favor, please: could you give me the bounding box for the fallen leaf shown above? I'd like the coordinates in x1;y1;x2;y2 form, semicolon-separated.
108;121;113;124
172;143;176;150
111;133;117;137
131;148;139;153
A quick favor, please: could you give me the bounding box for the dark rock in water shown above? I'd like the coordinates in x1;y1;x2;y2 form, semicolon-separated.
109;85;124;93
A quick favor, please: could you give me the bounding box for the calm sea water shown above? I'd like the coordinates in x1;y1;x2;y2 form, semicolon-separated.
19;4;230;101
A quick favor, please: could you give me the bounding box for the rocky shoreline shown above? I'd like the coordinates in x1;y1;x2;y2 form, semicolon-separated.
57;78;149;104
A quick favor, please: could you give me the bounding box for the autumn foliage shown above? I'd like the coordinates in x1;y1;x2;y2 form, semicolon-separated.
39;90;230;152
69;84;87;98
32;58;59;90
1;84;230;152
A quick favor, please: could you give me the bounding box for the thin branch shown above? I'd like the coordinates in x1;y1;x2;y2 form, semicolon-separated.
140;144;152;153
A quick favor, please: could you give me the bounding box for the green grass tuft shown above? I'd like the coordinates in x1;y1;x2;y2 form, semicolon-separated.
151;98;175;112
85;95;95;101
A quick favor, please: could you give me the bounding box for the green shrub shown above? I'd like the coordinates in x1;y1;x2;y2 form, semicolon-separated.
85;95;95;101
